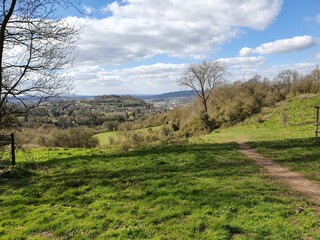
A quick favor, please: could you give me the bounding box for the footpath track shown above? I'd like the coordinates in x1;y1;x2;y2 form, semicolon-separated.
238;142;320;209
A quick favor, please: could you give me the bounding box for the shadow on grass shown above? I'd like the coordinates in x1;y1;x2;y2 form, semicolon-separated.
248;137;320;165
0;142;254;207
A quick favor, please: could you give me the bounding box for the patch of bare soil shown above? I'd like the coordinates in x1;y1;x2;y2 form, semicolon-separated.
238;142;320;207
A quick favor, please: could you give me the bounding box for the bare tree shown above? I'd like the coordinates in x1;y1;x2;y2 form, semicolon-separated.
274;69;301;98
309;65;320;83
179;61;226;113
0;0;81;128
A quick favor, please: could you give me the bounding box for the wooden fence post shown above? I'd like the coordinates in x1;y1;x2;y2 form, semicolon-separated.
0;133;15;166
11;133;15;166
315;106;319;138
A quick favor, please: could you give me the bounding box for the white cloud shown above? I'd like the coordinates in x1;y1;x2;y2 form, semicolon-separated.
71;63;187;95
218;56;266;67
240;35;316;56
239;47;253;57
75;0;282;65
266;62;318;78
316;52;320;59
82;5;95;15
225;61;318;82
70;56;320;94
71;57;269;94
316;14;320;23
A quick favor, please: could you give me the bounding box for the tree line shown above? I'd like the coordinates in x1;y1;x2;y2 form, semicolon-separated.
147;63;320;137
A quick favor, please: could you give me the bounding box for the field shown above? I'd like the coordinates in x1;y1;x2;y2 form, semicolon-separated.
1;95;320;239
1;144;320;239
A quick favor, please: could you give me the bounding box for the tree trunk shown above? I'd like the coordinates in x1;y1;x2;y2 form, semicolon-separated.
0;0;17;107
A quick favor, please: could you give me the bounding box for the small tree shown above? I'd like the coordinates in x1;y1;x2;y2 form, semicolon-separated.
0;0;81;129
179;61;226;113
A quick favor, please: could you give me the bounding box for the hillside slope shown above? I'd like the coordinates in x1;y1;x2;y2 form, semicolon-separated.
206;94;320;143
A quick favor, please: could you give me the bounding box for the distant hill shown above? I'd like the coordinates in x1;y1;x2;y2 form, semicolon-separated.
93;95;148;107
8;90;197;104
136;90;196;100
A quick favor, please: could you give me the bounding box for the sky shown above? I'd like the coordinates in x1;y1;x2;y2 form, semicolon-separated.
65;0;320;95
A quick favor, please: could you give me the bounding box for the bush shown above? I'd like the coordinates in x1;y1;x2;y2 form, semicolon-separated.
44;127;99;148
119;129;163;151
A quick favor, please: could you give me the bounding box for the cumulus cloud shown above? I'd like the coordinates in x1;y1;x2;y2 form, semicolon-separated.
75;0;282;65
218;56;266;67
266;62;318;78
71;63;187;95
70;56;320;95
239;35;316;56
71;57;270;94
225;61;317;82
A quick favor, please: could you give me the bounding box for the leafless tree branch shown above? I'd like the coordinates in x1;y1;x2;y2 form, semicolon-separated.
179;61;226;113
0;0;81;129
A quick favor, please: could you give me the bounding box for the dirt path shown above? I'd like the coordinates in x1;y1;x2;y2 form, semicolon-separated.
238;142;320;206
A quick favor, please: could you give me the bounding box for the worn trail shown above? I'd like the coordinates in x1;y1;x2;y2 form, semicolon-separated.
238;142;320;206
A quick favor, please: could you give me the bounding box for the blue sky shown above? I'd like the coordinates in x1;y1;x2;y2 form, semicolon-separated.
66;0;320;95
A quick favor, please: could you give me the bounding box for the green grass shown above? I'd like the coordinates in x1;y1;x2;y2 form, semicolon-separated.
95;126;162;146
2;94;320;239
248;138;320;182
202;94;320;184
1;144;319;239
95;131;119;146
203;95;319;144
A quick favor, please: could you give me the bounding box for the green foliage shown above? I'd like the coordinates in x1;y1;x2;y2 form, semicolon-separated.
1;144;319;238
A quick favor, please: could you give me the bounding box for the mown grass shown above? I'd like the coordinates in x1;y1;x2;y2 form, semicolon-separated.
1;144;320;239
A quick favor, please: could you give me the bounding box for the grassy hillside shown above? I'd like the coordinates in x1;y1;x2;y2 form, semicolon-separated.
1;144;319;239
206;94;320;143
2;94;320;239
204;94;320;184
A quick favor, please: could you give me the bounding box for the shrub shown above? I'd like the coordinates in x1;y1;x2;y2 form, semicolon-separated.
118;128;163;151
44;127;99;148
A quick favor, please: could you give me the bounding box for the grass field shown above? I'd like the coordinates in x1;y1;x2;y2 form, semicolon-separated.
2;95;320;239
1;144;320;239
